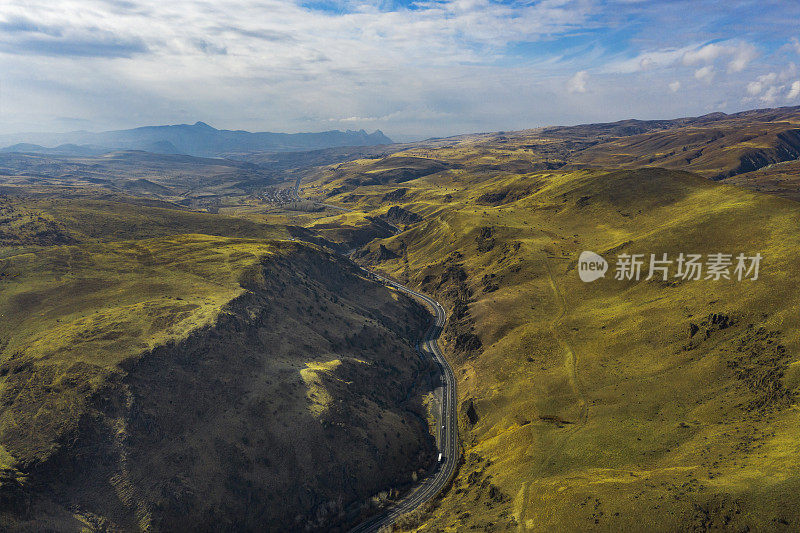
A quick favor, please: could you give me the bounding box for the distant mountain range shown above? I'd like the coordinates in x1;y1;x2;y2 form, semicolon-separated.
0;122;393;157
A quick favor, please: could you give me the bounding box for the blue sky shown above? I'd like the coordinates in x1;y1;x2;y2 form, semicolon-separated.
0;0;799;139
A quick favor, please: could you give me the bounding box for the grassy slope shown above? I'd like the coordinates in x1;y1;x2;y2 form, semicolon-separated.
0;195;284;249
0;194;290;471
555;108;800;182
0;192;434;531
726;160;800;202
303;138;800;531
0;151;264;204
0;233;276;467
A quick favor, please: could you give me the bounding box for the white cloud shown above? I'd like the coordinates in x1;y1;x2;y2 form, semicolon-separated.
789;81;800;100
0;0;603;135
338;116;380;123
760;85;782;104
567;70;589;93
683;43;727;65
728;42;758;73
603;44;697;74
638;57;655;70
694;66;715;84
680;41;758;73
332;110;406;122
746;72;778;95
778;63;798;81
746;81;763;95
743;72;800;104
0;1;796;137
0;0;594;68
792;37;800;55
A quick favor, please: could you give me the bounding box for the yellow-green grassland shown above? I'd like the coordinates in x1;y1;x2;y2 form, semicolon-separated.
301;108;800;531
4;107;800;531
0;191;436;531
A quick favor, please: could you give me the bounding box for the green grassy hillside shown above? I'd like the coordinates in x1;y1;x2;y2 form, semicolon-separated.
0;191;436;531
5;106;800;531
0;194;287;250
726;160;800;202
302;135;800;531
301;107;800;200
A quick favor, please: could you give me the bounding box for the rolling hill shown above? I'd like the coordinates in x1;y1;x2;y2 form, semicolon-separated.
0;151;272;209
0;191;435;531
0;144;415;211
296;111;800;531
3;105;800;531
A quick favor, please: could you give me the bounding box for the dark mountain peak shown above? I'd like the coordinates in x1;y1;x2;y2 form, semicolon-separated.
144;140;181;154
1;143;45;153
0;142;106;156
366;130;393;144
0;123;395;157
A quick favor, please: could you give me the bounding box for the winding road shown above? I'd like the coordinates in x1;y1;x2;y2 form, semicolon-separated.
350;269;459;532
291;175;459;531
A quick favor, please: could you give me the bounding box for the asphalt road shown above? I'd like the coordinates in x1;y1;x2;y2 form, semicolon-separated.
291;174;459;531
349;269;459;533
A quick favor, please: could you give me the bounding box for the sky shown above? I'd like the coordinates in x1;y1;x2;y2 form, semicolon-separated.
0;0;799;140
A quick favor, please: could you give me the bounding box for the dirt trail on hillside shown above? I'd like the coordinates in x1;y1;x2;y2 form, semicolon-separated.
516;252;590;531
544;257;588;424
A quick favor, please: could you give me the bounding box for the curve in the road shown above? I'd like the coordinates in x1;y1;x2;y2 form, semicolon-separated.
349;269;459;533
292;175;459;531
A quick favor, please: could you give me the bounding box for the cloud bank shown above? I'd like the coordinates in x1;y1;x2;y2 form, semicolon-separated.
0;0;799;138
